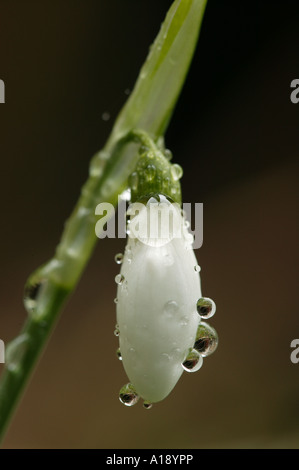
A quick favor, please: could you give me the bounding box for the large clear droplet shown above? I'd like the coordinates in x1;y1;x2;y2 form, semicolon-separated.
115;274;125;285
119;383;139;407
24;280;45;314
182;348;203;373
164;149;173;161
196;297;216;319
114;253;124;265
194;322;218;357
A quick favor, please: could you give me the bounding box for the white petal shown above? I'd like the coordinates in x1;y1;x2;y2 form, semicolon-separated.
116;201;201;403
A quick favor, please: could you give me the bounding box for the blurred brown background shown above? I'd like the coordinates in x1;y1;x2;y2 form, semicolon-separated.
0;0;298;449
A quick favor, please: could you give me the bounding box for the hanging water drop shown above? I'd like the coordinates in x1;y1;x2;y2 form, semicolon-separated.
114;297;118;304
170;163;183;181
114;253;124;265
196;297;216;319
194;322;218;357
143;401;153;410
119;383;139;406
194;265;201;273
182;348;203;373
115;274;125;285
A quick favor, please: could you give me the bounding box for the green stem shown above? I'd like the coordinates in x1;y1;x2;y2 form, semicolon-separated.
0;0;208;443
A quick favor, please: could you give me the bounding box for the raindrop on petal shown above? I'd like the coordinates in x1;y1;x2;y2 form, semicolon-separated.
115;274;125;285
194;322;218;357
114;253;124;265
196;297;216;319
116;348;122;360
182;348;203;373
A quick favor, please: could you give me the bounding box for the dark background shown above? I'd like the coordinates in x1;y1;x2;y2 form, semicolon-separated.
0;0;298;448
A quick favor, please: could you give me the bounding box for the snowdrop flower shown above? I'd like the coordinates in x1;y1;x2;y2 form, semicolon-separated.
114;133;218;408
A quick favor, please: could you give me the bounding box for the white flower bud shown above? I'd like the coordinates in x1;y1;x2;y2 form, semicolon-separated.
116;196;202;403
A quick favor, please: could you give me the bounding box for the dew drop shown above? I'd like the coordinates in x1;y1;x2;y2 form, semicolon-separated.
114;297;118;304
182;349;203;373
114;324;120;337
115;274;125;285
194;322;218;357
24;280;45;314
143;401;153;410
114;253;124;265
171;163;183;181
6;334;30;373
119;383;139;406
196;297;216;319
145;164;156;182
129;172;139;191
163;300;179;318
116;348;122;360
194;265;201;273
164;149;173;161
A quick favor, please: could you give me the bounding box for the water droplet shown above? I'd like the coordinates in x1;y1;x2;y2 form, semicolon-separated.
171;163;183;181
180;315;190;326
194;322;218;357
182;349;203;373
6;334;30;373
119;383;139;406
114;297;118;304
194;265;201;273
101;112;110;121
143;401;153;410
115;274;125;285
116;348;122;360
129;172;139;191
145;164;156;182
114;253;124;265
196;297;216;319
163;300;179;318
24;280;45;314
164;149;173;161
114;324;120;336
